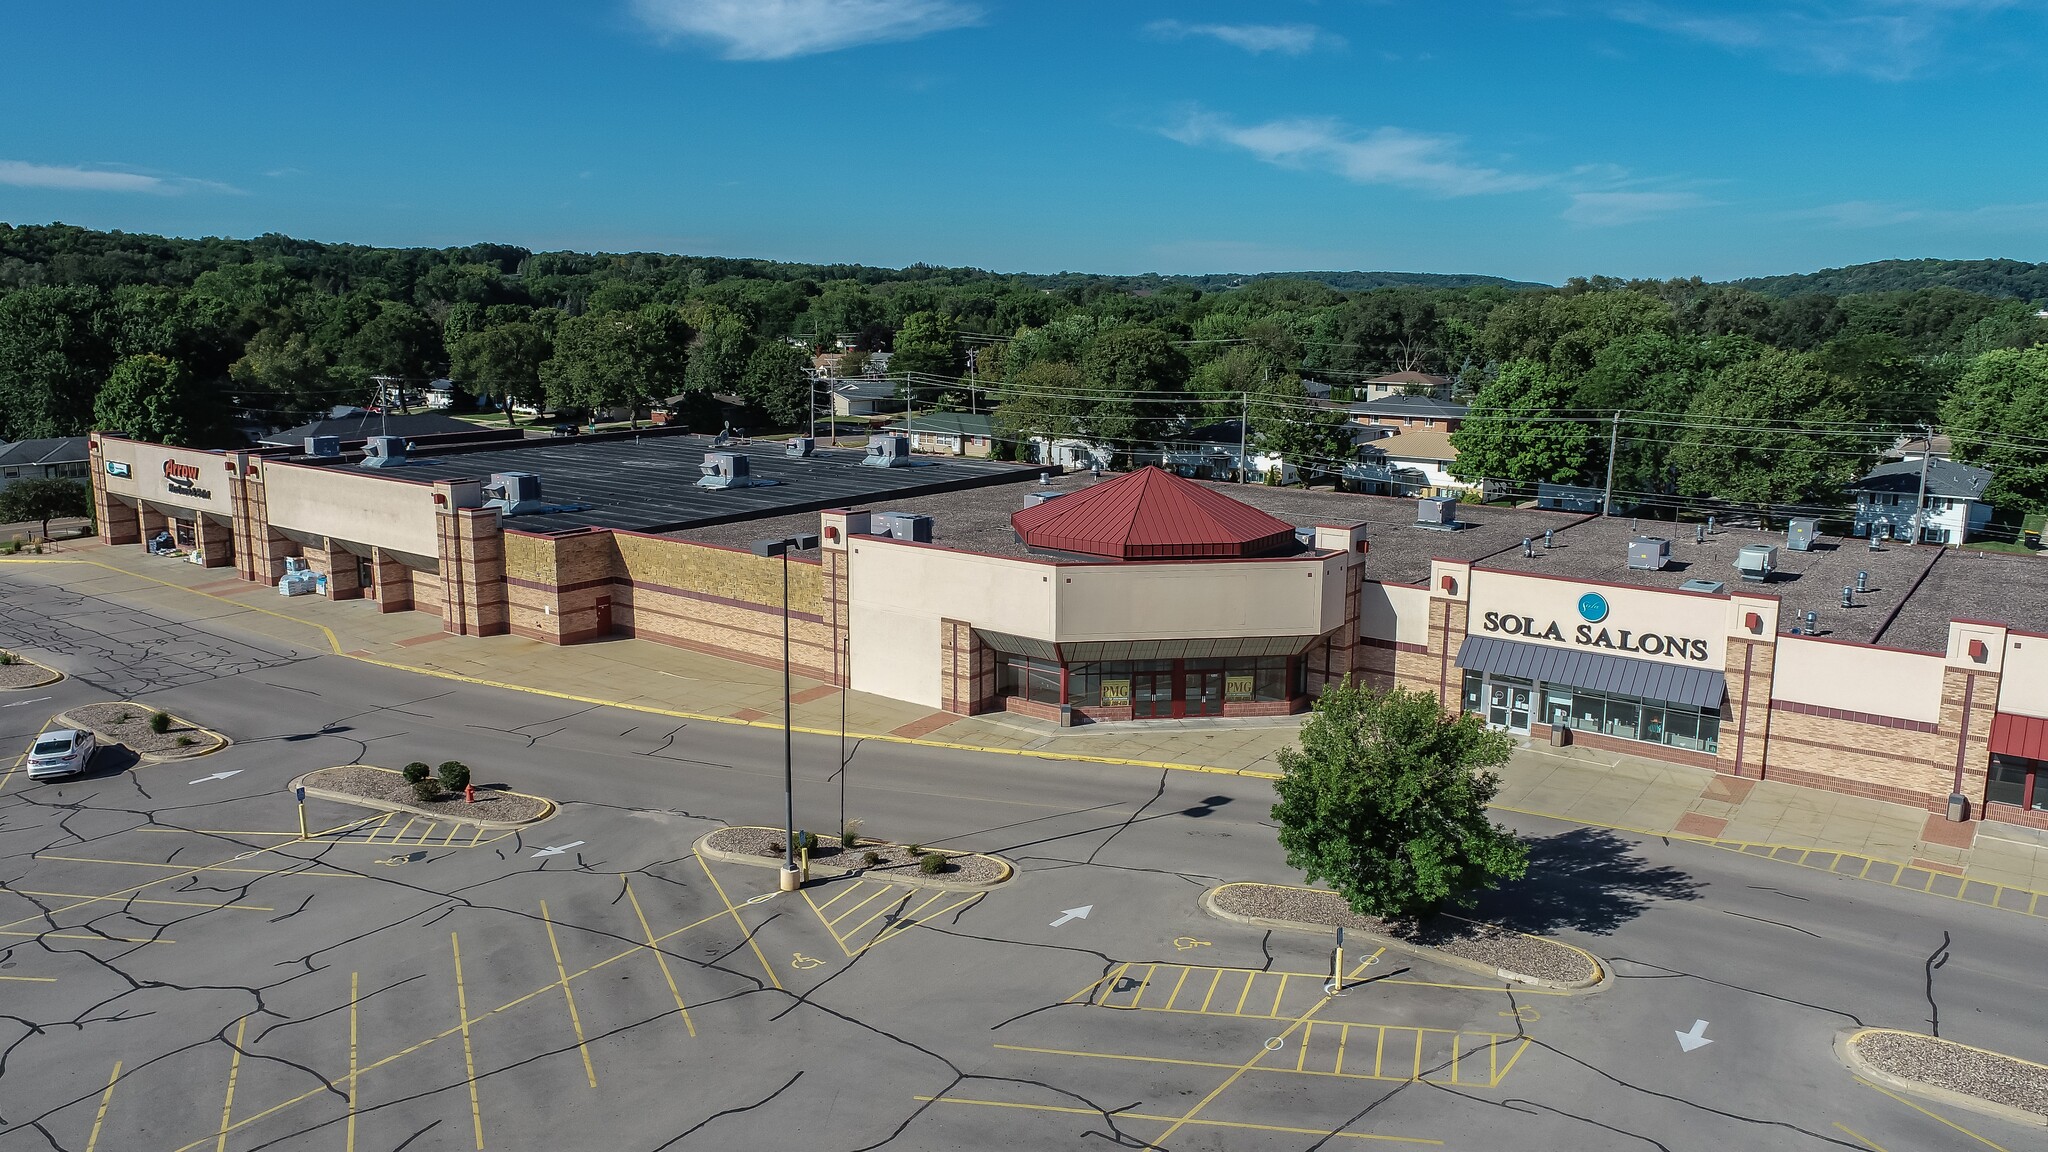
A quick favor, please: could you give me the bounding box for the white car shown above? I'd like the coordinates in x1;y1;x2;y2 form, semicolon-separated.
26;729;95;780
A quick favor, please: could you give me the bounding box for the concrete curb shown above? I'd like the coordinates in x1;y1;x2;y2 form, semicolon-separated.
55;705;230;763
0;660;63;689
1837;1028;2048;1129
693;828;1013;892
289;766;557;829
1199;883;1609;994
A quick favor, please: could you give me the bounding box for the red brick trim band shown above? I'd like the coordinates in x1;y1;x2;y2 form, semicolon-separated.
1357;635;1429;654
1768;699;1939;733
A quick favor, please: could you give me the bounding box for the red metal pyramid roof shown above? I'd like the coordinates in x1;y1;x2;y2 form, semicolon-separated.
1011;466;1299;560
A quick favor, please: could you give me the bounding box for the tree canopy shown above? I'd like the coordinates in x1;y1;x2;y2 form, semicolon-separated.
1271;682;1529;921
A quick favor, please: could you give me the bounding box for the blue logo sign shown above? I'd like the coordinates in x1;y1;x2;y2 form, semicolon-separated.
1577;592;1610;623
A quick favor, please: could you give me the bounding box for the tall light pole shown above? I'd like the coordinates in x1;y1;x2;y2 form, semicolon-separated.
752;532;820;891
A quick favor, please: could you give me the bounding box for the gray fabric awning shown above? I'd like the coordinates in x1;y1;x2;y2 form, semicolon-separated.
1456;635;1725;710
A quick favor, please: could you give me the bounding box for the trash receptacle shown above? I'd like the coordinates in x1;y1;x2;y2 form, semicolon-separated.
1549;725;1571;748
1946;792;1968;822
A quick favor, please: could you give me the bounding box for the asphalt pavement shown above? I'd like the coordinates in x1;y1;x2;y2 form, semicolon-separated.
0;566;2041;1151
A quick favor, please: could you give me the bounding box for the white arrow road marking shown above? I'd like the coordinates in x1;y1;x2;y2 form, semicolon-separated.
1675;1020;1713;1052
1049;905;1093;928
531;841;586;858
188;771;242;784
2;696;52;708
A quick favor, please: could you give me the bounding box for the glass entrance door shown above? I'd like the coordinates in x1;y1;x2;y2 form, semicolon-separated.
1485;678;1532;732
1187;668;1225;717
1131;664;1174;718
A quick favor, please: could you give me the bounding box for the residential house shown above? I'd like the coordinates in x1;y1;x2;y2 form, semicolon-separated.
883;411;995;457
829;378;900;418
1344;429;1487;499
1356;370;1454;402
1850;458;1994;545
0;437;90;492
1343;395;1468;438
424;379;457;410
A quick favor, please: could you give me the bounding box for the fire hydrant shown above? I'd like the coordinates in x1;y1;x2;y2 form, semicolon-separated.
464;783;476;805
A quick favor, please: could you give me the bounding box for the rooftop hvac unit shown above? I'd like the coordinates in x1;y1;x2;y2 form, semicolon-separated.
1678;578;1725;594
862;434;912;468
1413;496;1459;530
873;511;934;543
696;451;752;489
784;437;815;458
1628;536;1672;571
305;435;341;458
1024;490;1064;506
1786;517;1818;552
360;435;406;468
1734;543;1777;582
482;471;545;515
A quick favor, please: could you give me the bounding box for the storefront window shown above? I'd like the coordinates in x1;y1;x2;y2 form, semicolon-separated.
995;652;1060;704
1550;685;1721;754
1462;671;1484;715
1986;755;2044;810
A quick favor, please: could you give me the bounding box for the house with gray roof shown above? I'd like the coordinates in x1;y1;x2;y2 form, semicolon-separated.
1850;457;1994;545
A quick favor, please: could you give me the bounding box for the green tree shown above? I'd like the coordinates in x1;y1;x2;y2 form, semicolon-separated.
540;306;690;426
890;310;963;378
0;285;111;440
1079;326;1188;454
230;326;343;424
1668;347;1869;508
1271;682;1528;921
1942;345;2048;512
0;477;91;540
739;342;812;427
993;360;1088;458
94;354;211;445
448;321;551;422
1449;359;1596;486
681;303;754;397
1251;375;1352;483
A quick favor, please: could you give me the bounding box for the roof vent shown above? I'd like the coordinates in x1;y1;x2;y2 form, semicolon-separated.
483;472;545;515
873;511;933;543
1413;496;1460;531
862;434;912;468
305;435;341;458
699;451;771;489
1786;517;1818;552
1024;490;1064;506
360;435;407;468
784;437;815;458
1678;578;1725;594
1628;536;1671;571
1734;543;1777;582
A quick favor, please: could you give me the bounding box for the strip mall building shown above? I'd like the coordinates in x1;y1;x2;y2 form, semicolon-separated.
89;428;2048;833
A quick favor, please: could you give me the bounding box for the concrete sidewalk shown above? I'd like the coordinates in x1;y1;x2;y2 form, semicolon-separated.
5;539;2045;898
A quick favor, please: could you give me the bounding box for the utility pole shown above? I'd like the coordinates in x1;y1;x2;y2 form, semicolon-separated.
1238;391;1249;484
1909;423;1934;545
1602;411;1620;517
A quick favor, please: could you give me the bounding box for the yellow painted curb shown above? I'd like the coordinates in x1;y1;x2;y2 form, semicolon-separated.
291;765;556;829
1200;880;1608;993
1838;1027;2048;1129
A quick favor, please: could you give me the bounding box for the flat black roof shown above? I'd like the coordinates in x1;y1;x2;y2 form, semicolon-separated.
371;434;1039;534
1874;549;2048;653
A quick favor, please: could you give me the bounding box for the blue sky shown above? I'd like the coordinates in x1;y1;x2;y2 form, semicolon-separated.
3;1;2045;284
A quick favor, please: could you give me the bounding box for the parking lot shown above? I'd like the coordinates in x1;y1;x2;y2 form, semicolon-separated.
2;564;2046;1150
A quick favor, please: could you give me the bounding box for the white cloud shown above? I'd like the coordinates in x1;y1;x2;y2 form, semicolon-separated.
1564;190;1712;225
1145;20;1342;55
0;161;167;193
1798;198;2048;231
630;0;979;60
1609;1;2025;80
1165;112;1547;197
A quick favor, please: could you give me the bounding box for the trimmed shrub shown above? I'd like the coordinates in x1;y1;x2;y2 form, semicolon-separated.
401;761;431;785
861;850;885;867
919;852;947;875
841;818;864;850
148;711;171;735
794;829;818;855
175;735;195;747
905;844;922;856
410;779;442;803
0;651;16;665
437;760;471;791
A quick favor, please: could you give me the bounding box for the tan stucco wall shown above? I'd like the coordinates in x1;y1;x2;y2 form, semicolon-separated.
1771;636;1945;724
1360;580;1431;647
1054;555;1344;641
262;462;440;557
1997;633;2048;719
846;542;1058;709
98;439;234;517
1465;570;1729;669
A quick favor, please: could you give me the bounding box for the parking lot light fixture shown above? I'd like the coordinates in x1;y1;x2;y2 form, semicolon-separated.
752;533;820;891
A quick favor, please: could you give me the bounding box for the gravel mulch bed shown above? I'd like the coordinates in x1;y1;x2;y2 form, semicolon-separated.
303;766;552;824
0;658;58;688
1212;882;1598;986
705;825;1009;885
1855;1031;2048;1118
65;702;222;756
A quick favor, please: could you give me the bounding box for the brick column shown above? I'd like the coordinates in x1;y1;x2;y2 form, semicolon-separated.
940;619;993;715
195;516;233;569
370;548;413;613
231;463;295;584
97;491;140;546
437;506;507;636
320;540;363;600
1723;637;1776;778
139;504;169;543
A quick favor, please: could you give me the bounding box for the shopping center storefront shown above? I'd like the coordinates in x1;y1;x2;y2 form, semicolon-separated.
1456;635;1725;755
982;633;1313;720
